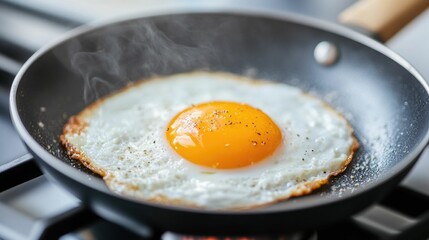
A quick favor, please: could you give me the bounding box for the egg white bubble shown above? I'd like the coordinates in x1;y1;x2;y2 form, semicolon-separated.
63;72;356;210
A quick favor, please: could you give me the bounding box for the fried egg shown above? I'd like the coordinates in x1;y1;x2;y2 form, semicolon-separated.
61;72;358;210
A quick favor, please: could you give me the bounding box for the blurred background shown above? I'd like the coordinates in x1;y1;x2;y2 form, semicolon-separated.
1;1;429;240
0;0;428;80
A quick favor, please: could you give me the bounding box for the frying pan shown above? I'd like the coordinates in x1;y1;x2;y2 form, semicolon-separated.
9;1;429;237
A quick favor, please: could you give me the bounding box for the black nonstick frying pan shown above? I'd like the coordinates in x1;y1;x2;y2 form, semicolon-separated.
9;1;429;238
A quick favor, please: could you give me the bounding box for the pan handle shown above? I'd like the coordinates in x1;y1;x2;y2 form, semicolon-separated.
339;0;429;42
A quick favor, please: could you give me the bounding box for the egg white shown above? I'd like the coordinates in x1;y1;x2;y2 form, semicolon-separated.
61;72;357;210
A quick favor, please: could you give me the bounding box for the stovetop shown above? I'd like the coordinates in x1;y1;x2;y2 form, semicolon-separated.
1;1;429;240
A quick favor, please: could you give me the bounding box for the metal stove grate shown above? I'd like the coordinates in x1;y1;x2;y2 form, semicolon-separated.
1;1;429;239
1;162;429;240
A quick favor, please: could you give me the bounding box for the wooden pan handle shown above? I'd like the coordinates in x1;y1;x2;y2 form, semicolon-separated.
339;0;429;42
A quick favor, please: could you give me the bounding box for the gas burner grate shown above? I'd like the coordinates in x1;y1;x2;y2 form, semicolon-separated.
1;1;429;239
1;153;429;240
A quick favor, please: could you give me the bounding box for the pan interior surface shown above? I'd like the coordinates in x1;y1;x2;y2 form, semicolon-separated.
13;12;429;213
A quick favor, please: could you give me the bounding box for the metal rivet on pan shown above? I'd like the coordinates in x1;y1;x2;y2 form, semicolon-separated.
314;41;339;66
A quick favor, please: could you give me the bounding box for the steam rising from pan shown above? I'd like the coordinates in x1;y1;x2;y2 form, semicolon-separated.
59;18;232;103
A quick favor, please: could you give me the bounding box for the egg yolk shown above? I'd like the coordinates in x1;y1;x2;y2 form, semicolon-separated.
166;101;282;169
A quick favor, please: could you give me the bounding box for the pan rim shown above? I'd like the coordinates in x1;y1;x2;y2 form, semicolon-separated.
9;6;429;215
